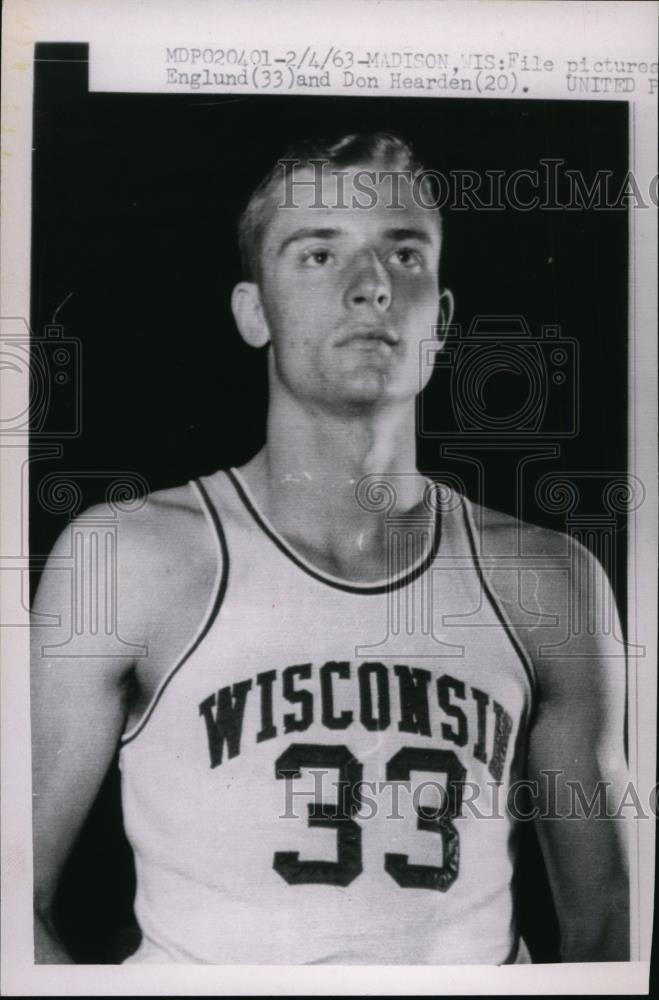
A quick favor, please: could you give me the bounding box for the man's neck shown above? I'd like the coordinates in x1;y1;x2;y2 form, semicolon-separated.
239;396;429;560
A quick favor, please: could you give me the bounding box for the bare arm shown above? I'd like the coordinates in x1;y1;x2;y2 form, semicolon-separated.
31;488;217;962
31;513;140;962
526;540;630;961
480;507;630;961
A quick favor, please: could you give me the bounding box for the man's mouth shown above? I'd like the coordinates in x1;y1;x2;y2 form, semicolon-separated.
340;326;399;348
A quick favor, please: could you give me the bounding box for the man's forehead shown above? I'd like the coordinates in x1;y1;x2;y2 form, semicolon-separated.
263;161;440;246
277;161;422;208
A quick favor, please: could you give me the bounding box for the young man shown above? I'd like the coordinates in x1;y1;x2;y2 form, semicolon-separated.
32;133;629;964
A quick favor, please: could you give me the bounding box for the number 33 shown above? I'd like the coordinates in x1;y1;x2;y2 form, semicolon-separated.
273;743;466;891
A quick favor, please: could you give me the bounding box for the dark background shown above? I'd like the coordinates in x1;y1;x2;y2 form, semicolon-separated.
30;43;630;963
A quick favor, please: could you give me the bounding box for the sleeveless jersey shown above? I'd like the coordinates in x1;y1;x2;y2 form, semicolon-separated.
119;469;535;964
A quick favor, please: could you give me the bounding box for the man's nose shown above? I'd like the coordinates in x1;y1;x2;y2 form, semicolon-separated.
344;252;392;312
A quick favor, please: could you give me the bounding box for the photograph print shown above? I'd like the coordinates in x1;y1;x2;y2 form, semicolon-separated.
28;43;635;966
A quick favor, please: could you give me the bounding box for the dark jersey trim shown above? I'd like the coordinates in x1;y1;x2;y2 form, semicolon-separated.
226;468;442;596
120;478;230;747
461;499;538;713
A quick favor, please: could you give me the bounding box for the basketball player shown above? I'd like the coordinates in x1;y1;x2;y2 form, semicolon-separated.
32;133;629;964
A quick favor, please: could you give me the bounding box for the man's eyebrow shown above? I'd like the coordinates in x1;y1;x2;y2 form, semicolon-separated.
277;228;343;255
384;227;434;245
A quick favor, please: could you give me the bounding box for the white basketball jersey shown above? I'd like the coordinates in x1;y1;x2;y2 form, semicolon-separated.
119;469;535;964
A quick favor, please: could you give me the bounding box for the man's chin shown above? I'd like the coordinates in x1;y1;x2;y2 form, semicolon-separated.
326;374;410;412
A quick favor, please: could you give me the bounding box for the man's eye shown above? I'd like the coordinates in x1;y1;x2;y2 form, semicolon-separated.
391;247;424;269
302;249;333;267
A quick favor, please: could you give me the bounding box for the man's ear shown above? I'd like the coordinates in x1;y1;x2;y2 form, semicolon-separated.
231;282;271;348
435;288;455;351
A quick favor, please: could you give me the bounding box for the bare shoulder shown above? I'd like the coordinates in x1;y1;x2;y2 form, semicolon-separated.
112;480;210;559
467;496;614;610
467;498;572;561
68;481;214;593
36;479;222;661
466;499;622;691
113;481;221;623
31;477;227;735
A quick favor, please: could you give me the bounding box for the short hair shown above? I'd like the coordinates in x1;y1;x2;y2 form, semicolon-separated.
237;132;440;284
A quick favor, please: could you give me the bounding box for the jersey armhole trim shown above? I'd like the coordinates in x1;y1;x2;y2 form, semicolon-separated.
461;498;538;718
120;478;230;747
